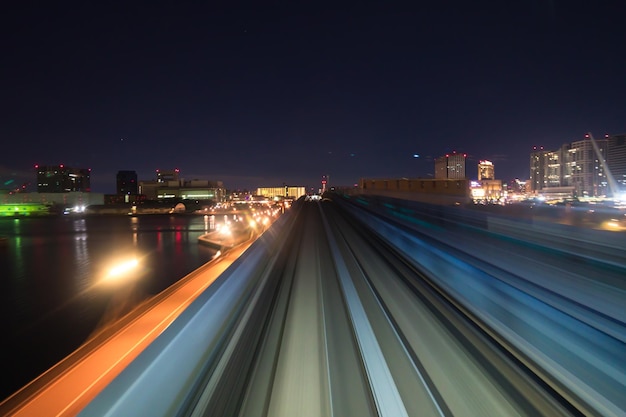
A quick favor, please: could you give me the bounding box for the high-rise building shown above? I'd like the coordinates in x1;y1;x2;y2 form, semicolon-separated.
529;146;546;192
116;170;138;195
546;147;566;188
36;164;91;193
529;135;611;197
568;137;608;197
607;134;626;191
435;152;466;179
478;160;494;180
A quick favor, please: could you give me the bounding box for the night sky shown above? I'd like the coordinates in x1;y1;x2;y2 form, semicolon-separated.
2;1;625;193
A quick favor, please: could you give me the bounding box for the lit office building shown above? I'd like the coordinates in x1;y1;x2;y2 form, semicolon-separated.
529;135;610;197
36;164;91;193
546;148;566;188
139;169;225;202
139;180;225;201
568;137;608;197
473;160;502;202
435;152;466;179
607;134;626;191
478;160;494;180
256;186;306;200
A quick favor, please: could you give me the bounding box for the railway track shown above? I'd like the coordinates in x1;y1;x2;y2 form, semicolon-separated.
26;195;620;416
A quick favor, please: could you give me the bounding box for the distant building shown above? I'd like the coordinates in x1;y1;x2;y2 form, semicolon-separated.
530;146;548;193
116;170;138;195
569;137;608;197
530;135;612;197
156;169;180;183
607;134;626;192
0;191;104;208
358;178;471;205
0;202;50;217
139;179;225;201
435;152;466;179
139;169;225;202
478;160;494;180
256;186;306;200
471;179;502;202
36;164;91;193
507;178;529;195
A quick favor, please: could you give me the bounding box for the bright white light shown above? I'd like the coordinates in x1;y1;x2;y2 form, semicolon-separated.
105;259;139;281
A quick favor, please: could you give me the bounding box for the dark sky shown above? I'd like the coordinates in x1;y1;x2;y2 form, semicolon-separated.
2;1;625;193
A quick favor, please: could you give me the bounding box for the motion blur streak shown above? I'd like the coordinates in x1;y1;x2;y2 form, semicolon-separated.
80;195;624;416
10;194;622;416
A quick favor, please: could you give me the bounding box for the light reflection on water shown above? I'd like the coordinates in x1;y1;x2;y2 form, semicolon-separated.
0;214;219;401
72;219;90;293
131;216;138;246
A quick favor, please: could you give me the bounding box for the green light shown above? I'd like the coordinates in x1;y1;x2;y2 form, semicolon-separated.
0;204;50;217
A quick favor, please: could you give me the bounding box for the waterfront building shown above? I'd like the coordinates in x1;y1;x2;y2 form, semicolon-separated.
0;191;104;208
0;203;51;217
139;169;226;202
156;169;180;183
36;164;91;193
116;170;138;195
139;179;225;202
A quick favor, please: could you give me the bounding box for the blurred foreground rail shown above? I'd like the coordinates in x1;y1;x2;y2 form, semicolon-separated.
2;194;624;416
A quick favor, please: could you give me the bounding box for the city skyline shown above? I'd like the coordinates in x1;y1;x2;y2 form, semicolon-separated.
2;2;626;192
2;132;624;195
